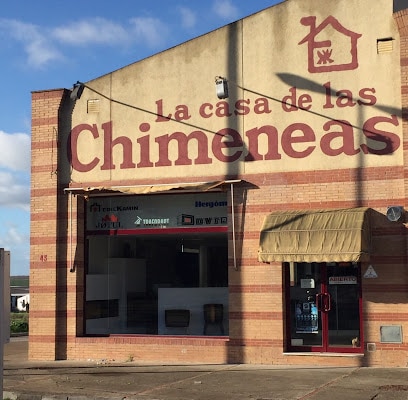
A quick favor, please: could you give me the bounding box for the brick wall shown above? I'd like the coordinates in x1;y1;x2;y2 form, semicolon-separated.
30;96;408;366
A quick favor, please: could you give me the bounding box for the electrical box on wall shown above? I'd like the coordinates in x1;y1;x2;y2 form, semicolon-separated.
380;325;403;343
367;343;376;352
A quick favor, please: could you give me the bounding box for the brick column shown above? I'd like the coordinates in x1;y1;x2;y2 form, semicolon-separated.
30;89;68;360
394;9;408;202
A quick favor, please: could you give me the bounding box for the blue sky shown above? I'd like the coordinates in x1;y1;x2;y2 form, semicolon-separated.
0;0;281;276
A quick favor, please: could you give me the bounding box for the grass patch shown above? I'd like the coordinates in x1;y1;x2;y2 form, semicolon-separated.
10;312;29;334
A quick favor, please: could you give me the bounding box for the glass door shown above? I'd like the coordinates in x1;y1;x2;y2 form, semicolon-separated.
288;262;323;348
286;262;362;352
326;263;361;350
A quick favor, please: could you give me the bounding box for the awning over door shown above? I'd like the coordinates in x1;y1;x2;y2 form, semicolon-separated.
258;208;371;263
64;180;238;196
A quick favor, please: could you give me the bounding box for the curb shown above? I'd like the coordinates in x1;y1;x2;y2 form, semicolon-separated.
9;333;28;338
3;393;128;400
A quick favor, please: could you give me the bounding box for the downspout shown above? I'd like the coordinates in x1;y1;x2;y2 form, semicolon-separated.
69;192;74;272
231;182;237;270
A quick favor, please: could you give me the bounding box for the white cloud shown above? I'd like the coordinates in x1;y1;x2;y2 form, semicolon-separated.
0;171;29;211
54;16;169;49
53;17;128;46
0;222;30;275
0;131;30;210
0;19;63;68
26;36;63;67
0;131;30;172
212;0;239;20
178;7;197;29
5;225;27;245
0;15;172;68
129;17;169;48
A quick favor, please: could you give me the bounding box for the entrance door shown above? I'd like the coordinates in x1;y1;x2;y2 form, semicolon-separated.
286;262;362;352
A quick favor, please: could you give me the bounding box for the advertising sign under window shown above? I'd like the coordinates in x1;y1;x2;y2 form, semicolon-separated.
86;192;228;231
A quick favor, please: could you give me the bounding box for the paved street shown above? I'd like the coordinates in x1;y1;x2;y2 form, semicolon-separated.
3;337;408;400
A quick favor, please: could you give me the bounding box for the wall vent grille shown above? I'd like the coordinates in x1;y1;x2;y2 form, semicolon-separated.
377;38;393;54
87;99;100;113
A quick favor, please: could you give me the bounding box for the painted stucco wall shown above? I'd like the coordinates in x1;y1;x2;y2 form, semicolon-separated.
67;0;401;185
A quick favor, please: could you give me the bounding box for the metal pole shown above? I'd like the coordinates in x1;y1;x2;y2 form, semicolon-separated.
0;248;4;397
0;249;10;398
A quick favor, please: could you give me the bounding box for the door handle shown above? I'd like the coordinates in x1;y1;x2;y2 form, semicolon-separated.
316;293;331;312
323;293;331;311
315;293;323;311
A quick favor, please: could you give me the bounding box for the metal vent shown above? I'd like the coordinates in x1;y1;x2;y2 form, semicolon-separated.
87;99;100;113
377;38;393;54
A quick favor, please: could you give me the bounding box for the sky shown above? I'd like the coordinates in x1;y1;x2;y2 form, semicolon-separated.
0;0;281;276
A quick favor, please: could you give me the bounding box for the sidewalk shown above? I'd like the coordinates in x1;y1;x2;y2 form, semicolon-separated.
3;337;408;400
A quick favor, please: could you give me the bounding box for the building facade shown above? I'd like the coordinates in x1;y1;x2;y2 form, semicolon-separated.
30;0;408;366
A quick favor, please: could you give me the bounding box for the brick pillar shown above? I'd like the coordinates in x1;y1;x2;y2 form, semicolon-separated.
394;9;408;201
30;89;68;360
394;8;408;299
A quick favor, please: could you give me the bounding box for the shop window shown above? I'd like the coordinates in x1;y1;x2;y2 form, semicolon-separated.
85;234;229;336
85;299;119;319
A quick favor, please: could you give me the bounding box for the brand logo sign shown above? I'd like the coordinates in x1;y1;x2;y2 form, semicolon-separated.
299;16;361;73
89;201;139;229
86;193;228;231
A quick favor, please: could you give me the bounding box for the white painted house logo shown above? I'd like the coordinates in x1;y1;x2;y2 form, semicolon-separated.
299;15;362;73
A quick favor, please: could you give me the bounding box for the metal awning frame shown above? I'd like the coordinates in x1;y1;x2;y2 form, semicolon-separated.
63;180;240;196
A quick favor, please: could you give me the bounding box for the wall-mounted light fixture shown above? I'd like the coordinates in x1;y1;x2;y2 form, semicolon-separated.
215;76;229;99
70;81;85;101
